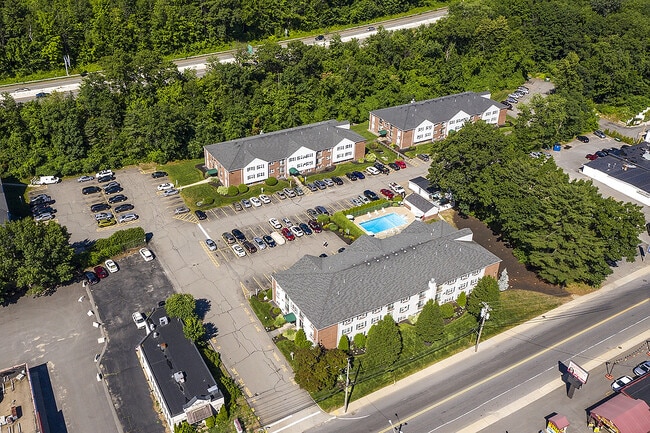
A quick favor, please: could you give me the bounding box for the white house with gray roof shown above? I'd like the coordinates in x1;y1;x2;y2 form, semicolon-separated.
204;120;366;187
369;92;507;149
272;220;500;348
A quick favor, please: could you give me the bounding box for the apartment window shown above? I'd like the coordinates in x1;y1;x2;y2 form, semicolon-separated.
399;305;409;313
270;169;275;174
356;322;366;330
372;307;382;314
400;297;409;303
398;316;406;322
461;273;469;280
459;282;468;289
371;316;381;325
343;318;353;325
279;160;284;165
387;303;394;311
357;313;367;320
417;300;425;308
472;270;480;276
419;291;426;299
471;278;478;285
342;327;352;335
447;279;456;285
444;288;454;295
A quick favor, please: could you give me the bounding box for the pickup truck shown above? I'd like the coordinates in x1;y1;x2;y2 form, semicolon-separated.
388;182;405;196
31;176;60;185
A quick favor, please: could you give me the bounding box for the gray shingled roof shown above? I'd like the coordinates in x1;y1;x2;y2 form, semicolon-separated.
404;193;436;213
139;308;222;418
584;142;650;193
273;220;501;329
370;92;505;131
204;120;366;171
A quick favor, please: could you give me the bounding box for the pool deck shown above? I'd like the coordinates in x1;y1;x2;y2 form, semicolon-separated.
354;206;416;238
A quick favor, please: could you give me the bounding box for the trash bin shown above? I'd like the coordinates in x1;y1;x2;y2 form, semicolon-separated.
553;144;561;151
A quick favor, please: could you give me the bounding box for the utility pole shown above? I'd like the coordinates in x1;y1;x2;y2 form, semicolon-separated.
343;357;351;413
475;302;491;352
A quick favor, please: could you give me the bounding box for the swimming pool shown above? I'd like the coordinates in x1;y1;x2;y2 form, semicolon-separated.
359;213;408;235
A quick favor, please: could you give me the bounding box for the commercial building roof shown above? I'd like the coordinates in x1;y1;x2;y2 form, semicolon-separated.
273;220;501;329
590;394;650;433
138;308;222;419
370;92;505;131
583;142;650;193
204;120;366;171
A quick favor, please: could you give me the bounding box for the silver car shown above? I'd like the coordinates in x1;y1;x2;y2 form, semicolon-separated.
253;237;267;250
95;212;114;221
34;212;54;221
174;206;190;215
118;213;138;223
162;188;179;197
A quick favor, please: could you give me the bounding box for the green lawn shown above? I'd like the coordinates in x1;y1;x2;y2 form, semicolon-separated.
161;159;205;186
350;122;378;141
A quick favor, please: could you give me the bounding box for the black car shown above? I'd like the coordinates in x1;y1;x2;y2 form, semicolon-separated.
500;101;513;110
388;162;400;171
32;206;55;216
35;92;49;99
576;135;590;143
104;186;123;195
84;271;100;286
195;210;207;220
151;171;168;178
82;186;101;195
315;205;329;215
108;194;127;203
315;34;325;41
595;151;607;157
331;176;344;185
263;235;277;248
242;240;257;254
114;203;134;213
299;222;313;235
374;162;390;174
352;171;365;179
231;229;246;242
307;208;319;218
345;172;358;181
97;175;113;183
363;189;379;201
417;154;430;161
90;203;111;212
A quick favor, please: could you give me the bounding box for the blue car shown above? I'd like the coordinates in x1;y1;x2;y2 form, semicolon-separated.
352;171;365;179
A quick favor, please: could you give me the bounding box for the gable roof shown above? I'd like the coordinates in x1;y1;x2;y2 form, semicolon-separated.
404;193;436;213
273;220;501;329
204;120;366;171
138;308;223;418
590;394;650;433
370;92;505;131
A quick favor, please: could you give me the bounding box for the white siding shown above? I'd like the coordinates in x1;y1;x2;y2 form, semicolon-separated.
287;146;316;172
447;110;470;133
332;139;355;163
243;158;269;184
481;104;501;125
414;120;434;144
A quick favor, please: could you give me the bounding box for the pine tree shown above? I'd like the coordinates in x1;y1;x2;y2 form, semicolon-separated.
364;315;402;371
338;335;350;352
415;300;445;343
467;276;500;317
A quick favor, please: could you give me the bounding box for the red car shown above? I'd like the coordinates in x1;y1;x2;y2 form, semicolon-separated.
308;220;322;233
395;160;407;169
94;266;109;279
281;227;295;241
585;154;598;160
380;189;395;199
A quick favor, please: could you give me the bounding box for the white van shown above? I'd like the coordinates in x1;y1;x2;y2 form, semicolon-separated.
31;176;60;185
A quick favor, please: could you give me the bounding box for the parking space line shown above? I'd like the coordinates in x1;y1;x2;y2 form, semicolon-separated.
199;241;221;268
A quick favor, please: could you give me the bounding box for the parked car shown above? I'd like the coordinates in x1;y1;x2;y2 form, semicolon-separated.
34;212;54;222
94;266;109;279
395;160;407;169
78;175;94;182
139;247;154;261
308;220;322;233
576;135;590;143
157;182;174;190
32;206;55;217
315;205;329;215
103;181;120;190
82;186;101;195
104;185;123;195
314;180;327;190
162;188;179;197
241;198;252;208
345;172;358;181
205;239;217;251
594;130;606;139
281;227;295;241
195;210;207;220
352;171;365;179
151;171;167;178
231;244;247;257
97;175;113;183
306;183;318;191
253;237;267;250
132;312;147;329
277;190;287;200
259;194;271;204
417;154;430;161
104;259;119;273
96;169;114;178
374;162;390;174
363;189;379;201
332;176;344;185
84;271;100;286
350;198;363;207
242;241;257;254
366;166;380;175
269;218;282;229
315;34;325;41
358;195;370;204
118;213;138;223
95;212;114;221
505;97;518;104
294;186;305;196
380;189;395;199
595;151;607;158
585;154;598;161
30;194;52;205
290;226;304;237
388;162;400;171
233;202;243;212
307;208;319;218
232;229;246;242
299;222;313;235
282;217;293;227
367;26;376;31
97;218;116;228
263;235;277;248
270;231;286;246
283;187;297;198
500;101;513;110
174;206;190;215
517;86;529;93
611;376;633;392
222;232;237;244
91;203;111;212
108;194;128;204
323;178;335;187
633;361;650;377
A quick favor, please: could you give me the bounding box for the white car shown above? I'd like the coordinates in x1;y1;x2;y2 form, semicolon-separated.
139;248;154;261
611;375;633;392
104;259;119;273
249;196;262;207
162;189;179;197
388;182;405;195
231;244;246;257
132;312;147;329
96;169;113;178
290;226;304;237
259;194;271;204
268;218;282;229
365;166;380;175
205;239;217;251
157;182;174;190
118;213;138;223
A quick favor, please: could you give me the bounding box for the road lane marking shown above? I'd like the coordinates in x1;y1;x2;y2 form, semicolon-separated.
375;297;650;433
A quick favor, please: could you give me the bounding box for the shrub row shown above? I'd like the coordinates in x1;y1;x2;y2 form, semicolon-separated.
78;227;146;268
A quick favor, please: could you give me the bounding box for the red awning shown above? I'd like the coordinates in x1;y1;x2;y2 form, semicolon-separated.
548;414;570;429
590;395;650;433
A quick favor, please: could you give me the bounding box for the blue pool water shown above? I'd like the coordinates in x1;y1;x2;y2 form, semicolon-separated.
359;213;408;235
